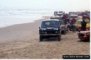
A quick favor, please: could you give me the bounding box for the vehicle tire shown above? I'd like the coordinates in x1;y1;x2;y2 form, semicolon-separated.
40;36;43;41
61;30;66;34
58;35;61;41
64;31;66;34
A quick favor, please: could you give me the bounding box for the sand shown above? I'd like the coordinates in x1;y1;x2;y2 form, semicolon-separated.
0;20;90;59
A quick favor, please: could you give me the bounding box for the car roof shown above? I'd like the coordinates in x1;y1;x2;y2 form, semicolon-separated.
42;19;59;22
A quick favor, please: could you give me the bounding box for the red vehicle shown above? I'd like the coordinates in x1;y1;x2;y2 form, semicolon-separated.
77;19;90;42
78;31;90;42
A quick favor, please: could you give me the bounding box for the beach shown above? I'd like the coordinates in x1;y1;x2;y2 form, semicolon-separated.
0;20;90;59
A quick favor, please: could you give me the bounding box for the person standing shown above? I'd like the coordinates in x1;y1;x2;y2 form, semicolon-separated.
81;18;87;31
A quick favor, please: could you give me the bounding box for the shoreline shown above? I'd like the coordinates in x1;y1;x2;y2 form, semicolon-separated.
0;22;34;29
0;19;42;29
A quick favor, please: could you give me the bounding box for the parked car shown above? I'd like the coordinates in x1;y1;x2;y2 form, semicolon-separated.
39;19;61;41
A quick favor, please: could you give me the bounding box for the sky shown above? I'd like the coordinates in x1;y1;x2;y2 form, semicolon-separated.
0;0;90;11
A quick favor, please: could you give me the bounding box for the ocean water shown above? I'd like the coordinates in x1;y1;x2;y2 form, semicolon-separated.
0;9;53;28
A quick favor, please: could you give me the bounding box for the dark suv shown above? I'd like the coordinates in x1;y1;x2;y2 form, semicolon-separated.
39;20;61;41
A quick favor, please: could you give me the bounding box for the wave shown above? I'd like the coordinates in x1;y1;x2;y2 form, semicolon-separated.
0;9;53;28
0;9;53;16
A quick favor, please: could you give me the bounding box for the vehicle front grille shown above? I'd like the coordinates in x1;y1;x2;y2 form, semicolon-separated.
46;30;58;34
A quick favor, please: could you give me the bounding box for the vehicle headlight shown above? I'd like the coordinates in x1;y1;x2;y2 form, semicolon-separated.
53;28;58;30
41;28;46;30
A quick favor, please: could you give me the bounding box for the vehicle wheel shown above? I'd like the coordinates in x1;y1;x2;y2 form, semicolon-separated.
64;31;66;34
61;31;66;34
58;35;61;41
40;36;43;41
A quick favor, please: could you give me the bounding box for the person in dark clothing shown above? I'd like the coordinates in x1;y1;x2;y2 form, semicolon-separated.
81;19;87;31
69;18;76;31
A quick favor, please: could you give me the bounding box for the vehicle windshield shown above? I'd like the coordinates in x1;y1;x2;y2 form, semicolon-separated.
41;21;60;28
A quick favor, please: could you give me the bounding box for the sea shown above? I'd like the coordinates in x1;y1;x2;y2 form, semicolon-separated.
0;9;54;28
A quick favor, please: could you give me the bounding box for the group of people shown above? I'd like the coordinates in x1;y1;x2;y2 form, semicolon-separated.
53;11;90;32
66;17;89;32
